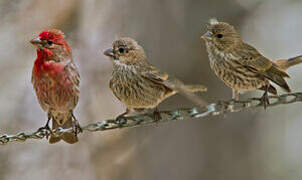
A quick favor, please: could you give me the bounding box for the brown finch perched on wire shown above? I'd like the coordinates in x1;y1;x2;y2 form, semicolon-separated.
104;37;207;121
201;18;302;108
30;29;81;144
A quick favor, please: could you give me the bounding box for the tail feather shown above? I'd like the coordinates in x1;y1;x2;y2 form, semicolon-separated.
264;66;291;92
164;77;208;106
49;113;78;144
275;55;302;70
61;119;78;144
183;84;207;92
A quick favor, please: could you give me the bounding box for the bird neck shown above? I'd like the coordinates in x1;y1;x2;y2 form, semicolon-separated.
33;49;66;77
34;49;53;70
113;60;137;72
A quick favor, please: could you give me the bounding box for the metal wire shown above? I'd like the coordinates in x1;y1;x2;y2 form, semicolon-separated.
1;92;301;145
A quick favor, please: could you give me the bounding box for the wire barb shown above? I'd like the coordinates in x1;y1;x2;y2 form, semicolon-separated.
1;92;301;145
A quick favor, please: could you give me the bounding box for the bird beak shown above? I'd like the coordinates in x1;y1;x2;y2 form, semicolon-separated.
201;31;212;40
30;37;43;48
104;48;115;58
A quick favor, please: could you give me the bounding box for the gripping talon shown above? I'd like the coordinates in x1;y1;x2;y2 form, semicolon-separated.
218;100;229;111
260;91;270;109
38;117;52;139
72;121;82;135
115;115;127;125
115;109;130;125
71;113;82;135
153;107;162;122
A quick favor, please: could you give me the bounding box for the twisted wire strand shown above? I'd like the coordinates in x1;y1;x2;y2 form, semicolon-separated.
1;92;301;145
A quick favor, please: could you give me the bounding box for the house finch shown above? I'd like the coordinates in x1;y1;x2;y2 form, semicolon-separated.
104;37;207;121
30;29;81;144
201;18;302;108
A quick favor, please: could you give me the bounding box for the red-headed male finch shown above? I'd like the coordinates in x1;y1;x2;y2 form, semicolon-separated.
104;37;207;122
201;18;302;108
30;29;81;144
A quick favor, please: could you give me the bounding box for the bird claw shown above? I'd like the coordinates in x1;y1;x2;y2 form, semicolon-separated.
115;116;127;125
217;100;229;111
153;109;162;122
72;120;82;136
38;124;52;139
71;112;82;136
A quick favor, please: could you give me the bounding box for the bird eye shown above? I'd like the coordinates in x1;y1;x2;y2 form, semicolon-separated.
217;34;223;39
47;40;53;45
118;47;125;53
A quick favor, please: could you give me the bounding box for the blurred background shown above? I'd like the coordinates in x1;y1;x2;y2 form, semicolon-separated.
0;0;302;179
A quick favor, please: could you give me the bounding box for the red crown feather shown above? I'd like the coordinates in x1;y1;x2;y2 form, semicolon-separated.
39;29;65;41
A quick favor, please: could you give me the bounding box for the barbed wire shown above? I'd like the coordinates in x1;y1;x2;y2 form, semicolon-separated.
1;92;301;145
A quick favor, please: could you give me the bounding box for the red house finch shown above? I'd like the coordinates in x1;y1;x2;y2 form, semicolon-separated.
104;37;207;121
30;29;81;144
201;18;302;108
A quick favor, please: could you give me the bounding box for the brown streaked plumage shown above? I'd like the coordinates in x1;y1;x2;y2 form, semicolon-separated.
104;37;207;121
201;18;302;108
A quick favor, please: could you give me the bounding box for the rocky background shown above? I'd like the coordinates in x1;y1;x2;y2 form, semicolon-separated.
0;0;302;179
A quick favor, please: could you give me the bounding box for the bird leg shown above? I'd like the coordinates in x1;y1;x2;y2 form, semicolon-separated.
153;107;162;122
38;112;53;139
116;109;130;125
71;111;82;135
217;89;239;112
260;85;270;109
232;89;239;101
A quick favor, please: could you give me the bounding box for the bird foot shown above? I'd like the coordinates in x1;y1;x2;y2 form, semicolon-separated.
71;113;82;136
38;124;52;139
153;109;162;122
115;115;127;125
72;120;82;136
217;100;229;111
260;92;270;109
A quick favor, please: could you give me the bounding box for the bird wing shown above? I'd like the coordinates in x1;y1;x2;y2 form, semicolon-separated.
238;43;273;72
237;43;290;92
67;60;80;89
60;58;80;107
141;65;169;84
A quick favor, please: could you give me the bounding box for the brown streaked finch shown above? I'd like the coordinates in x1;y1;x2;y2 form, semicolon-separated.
30;29;81;144
104;37;207;122
201;18;302;108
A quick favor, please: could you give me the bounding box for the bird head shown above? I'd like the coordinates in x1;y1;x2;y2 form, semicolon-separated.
201;18;242;51
30;29;71;59
104;37;147;65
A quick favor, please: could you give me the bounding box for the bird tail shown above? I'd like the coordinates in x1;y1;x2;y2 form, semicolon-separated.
264;66;291;93
165;77;208;106
183;84;207;92
275;55;302;70
49;112;78;144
